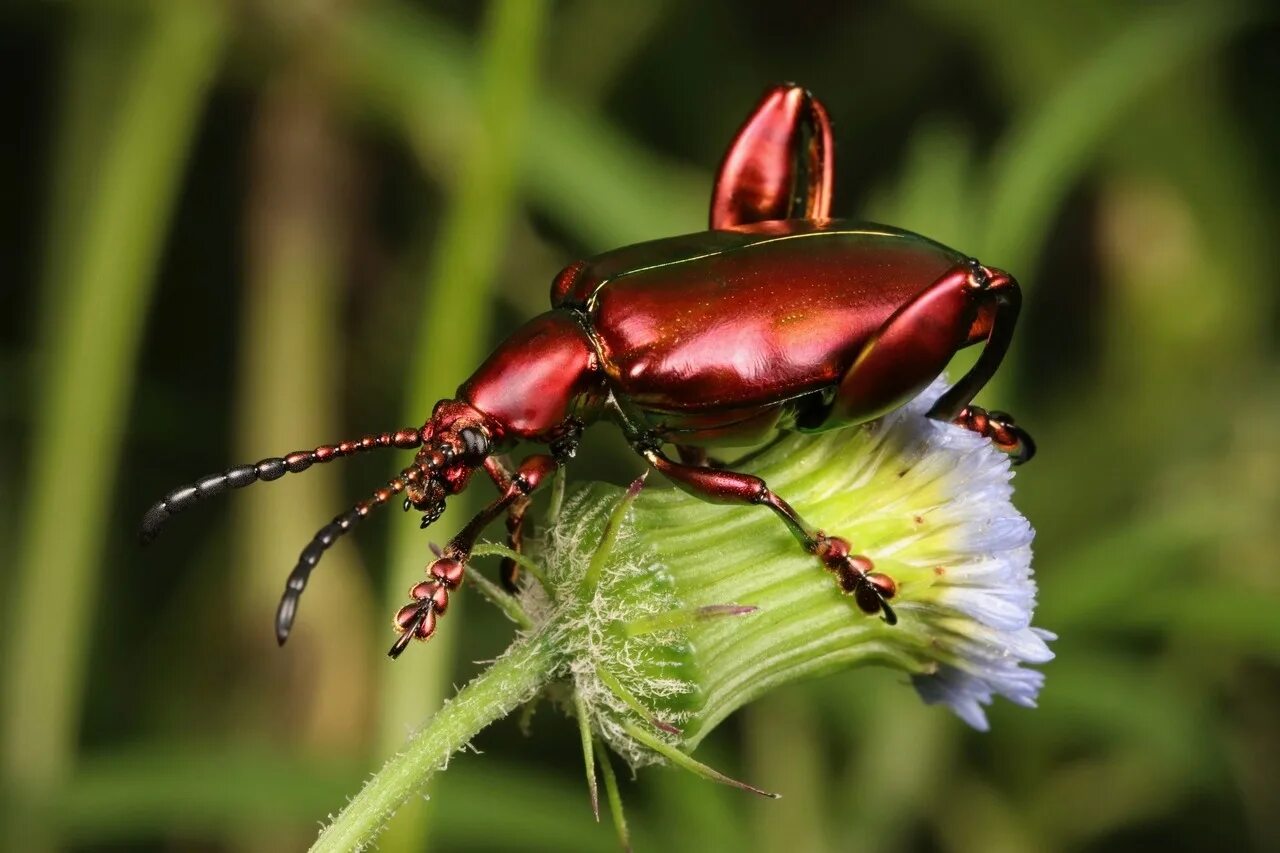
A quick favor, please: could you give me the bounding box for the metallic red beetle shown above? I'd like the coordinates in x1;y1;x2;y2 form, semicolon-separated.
142;85;1033;657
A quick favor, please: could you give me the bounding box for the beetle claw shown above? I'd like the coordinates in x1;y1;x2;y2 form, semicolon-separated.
814;534;899;624
878;599;898;626
952;406;1036;465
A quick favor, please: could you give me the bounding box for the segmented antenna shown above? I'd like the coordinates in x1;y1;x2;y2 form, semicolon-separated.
275;463;427;645
139;428;423;544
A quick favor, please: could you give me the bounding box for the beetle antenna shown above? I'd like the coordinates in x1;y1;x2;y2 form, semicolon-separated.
275;463;427;645
139;428;424;544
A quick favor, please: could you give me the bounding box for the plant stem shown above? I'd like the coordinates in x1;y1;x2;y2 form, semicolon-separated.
313;635;559;852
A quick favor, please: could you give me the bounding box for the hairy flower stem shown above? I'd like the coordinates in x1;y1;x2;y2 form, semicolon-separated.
312;636;557;853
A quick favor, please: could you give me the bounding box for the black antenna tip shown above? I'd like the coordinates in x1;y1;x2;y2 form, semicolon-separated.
139;504;168;545
275;593;298;646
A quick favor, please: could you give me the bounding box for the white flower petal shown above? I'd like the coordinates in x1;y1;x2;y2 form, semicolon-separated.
879;379;1054;729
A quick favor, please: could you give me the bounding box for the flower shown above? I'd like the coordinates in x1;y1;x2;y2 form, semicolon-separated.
520;377;1053;762
315;380;1053;849
881;383;1055;731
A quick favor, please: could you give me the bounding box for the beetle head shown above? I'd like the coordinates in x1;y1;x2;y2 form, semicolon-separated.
404;400;497;527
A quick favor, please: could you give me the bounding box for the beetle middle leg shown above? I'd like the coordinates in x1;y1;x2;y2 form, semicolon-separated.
634;442;898;624
483;455;533;592
675;445;728;468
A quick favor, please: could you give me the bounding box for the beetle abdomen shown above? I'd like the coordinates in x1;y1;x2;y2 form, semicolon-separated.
585;221;965;412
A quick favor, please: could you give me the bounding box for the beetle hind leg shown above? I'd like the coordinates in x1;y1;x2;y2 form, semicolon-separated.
636;443;898;624
710;84;834;229
822;260;1035;465
923;269;1036;464
951;406;1036;464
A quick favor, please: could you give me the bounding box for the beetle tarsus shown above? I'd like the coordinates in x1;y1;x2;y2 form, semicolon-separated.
879;600;898;626
388;454;559;660
640;446;900;624
388;615;421;658
952;405;1036;465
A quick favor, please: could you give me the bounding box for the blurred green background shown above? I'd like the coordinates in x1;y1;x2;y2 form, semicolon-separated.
3;0;1279;850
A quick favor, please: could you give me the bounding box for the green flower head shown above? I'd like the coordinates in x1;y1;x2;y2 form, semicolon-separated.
527;379;1052;756
315;380;1052;850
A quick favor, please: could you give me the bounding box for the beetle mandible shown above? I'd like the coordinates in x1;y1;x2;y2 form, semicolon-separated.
142;85;1034;657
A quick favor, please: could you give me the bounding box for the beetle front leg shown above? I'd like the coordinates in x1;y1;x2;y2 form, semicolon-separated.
635;442;898;624
390;454;558;658
483;456;533;592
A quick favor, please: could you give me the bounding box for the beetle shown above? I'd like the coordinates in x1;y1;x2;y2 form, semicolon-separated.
142;85;1033;657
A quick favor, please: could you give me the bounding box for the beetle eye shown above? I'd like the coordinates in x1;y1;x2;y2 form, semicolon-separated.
967;258;990;288
457;427;490;460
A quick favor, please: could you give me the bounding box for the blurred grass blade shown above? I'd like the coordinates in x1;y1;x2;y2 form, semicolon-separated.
744;697;830;853
232;64;377;757
374;2;548;851
982;2;1253;273
35;3;140;333
551;0;671;105
335;0;705;250
522;97;706;248
1;1;225;846
863;121;976;250
1127;590;1280;662
35;742;613;851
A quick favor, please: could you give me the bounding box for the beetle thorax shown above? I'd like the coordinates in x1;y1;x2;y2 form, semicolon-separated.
457;310;604;443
